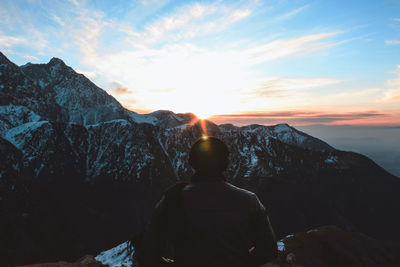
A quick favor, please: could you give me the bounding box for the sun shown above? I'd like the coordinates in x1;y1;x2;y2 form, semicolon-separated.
195;111;213;120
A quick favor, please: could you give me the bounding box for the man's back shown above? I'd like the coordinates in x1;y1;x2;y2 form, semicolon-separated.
175;176;277;267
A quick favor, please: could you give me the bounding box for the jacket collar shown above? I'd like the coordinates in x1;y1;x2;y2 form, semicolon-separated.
191;172;226;183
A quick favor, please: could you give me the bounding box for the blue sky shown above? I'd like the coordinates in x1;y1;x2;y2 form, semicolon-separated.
1;0;400;125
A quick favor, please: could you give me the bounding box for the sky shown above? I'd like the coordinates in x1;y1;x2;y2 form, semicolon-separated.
1;0;400;126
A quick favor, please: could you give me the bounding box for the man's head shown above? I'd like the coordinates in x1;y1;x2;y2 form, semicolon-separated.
189;136;229;173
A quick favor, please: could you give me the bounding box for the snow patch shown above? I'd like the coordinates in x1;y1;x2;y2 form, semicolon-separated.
277;240;285;251
85;119;129;129
325;155;338;164
130;112;158;125
95;241;133;267
173;123;189;129
0;104;41;135
5;121;49;148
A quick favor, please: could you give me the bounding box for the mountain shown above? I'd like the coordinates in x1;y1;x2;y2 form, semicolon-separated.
1;52;399;266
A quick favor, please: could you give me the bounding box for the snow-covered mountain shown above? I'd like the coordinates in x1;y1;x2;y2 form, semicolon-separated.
1;52;399;266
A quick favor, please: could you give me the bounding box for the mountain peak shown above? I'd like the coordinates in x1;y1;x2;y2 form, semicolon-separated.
48;57;66;66
0;51;13;65
274;123;291;131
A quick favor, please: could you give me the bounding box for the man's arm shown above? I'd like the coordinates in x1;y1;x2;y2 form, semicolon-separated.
136;196;168;267
248;194;279;266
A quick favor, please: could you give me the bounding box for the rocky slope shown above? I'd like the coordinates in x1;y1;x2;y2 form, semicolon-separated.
95;226;400;267
1;52;399;266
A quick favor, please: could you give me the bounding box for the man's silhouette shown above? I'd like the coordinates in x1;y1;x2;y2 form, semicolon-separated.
137;136;278;267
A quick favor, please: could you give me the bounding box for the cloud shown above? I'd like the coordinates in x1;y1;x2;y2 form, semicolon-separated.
255;89;290;98
243;32;342;65
213;110;386;118
210;110;390;126
0;34;27;47
276;5;309;21
336;88;380;98
0;2;50;60
108;81;134;95
24;54;39;60
385;40;400;45
51;14;65;27
75;69;98;80
139;0;168;7
114;87;130;94
383;65;400;101
394;18;400;22
384;89;400;101
121;3;219;46
226;9;252;24
119;3;253;47
68;0;80;6
255;77;341;98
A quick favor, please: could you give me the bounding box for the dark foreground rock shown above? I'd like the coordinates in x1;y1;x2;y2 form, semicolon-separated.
92;225;400;267
17;255;105;267
279;226;400;267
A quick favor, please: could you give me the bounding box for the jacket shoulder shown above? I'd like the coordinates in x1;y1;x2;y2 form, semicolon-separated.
224;182;257;200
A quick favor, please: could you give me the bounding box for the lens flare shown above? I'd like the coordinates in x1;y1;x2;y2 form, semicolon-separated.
200;119;208;137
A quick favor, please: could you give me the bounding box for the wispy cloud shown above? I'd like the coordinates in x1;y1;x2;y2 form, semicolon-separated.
131;3;218;44
0;1;50;53
75;69;98;80
385;40;400;45
24;54;39;60
276;5;309;21
226;8;252;24
336;88;380;98
0;34;27;47
255;77;341;98
210;110;389;126
243;31;342;65
68;0;80;6
383;65;400;101
120;3;252;46
51;14;65;27
213;111;386;118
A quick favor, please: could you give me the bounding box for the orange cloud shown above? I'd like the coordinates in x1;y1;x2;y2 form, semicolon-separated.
114;87;130;95
209;110;394;126
109;81;134;95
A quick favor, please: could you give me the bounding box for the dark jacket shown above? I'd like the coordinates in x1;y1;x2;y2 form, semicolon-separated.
138;173;278;267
